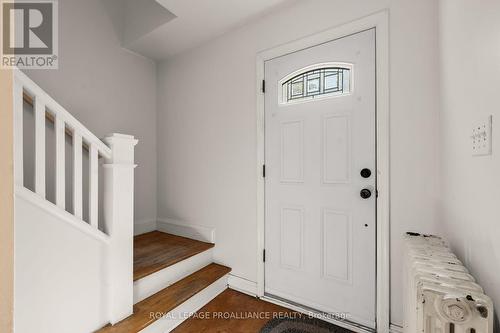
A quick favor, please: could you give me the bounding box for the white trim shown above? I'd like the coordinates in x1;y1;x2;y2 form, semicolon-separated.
134;219;157;235
134;248;213;303
255;10;390;332
73;132;83;219
157;217;215;243
34;98;46;197
227;274;258;297
139;276;228;333
15;186;110;244
13;79;23;186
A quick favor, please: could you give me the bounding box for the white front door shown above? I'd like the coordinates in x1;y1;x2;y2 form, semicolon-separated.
264;29;376;329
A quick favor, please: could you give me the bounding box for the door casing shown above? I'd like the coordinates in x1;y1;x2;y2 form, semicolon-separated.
255;11;390;333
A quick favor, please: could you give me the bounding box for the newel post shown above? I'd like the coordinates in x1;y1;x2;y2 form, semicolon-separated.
103;133;138;324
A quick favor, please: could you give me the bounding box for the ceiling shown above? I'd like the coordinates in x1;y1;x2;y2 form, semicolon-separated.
104;0;291;60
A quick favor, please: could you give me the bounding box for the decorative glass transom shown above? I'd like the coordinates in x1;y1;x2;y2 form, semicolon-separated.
281;65;351;104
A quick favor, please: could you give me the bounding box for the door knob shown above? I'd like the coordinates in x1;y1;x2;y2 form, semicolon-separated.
360;188;372;199
360;168;372;178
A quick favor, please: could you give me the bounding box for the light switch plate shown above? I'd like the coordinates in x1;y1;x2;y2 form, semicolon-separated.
471;115;492;156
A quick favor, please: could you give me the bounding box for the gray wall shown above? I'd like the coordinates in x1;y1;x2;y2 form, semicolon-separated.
23;0;157;225
439;0;500;328
157;0;441;326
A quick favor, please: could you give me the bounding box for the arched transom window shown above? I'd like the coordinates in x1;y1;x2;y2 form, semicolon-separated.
280;63;352;104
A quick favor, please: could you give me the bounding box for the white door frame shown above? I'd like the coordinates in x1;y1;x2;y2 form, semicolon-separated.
255;11;390;332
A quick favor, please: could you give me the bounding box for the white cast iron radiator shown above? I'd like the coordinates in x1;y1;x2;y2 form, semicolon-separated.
403;233;493;333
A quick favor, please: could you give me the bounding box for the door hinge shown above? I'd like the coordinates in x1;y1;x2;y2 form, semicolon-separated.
262;164;266;178
263;249;266;262
261;79;265;93
376;189;379;198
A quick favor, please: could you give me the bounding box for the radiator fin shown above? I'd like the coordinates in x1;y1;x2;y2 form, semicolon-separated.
403;233;493;333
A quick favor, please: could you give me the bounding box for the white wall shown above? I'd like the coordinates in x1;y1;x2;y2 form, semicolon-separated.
438;0;500;328
14;194;108;333
23;0;157;226
157;0;441;326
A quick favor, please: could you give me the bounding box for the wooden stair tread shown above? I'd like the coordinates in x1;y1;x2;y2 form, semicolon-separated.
97;263;231;333
134;231;214;281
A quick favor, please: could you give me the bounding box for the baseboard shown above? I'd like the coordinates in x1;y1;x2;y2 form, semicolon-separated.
157;218;215;243
134;219;157;236
227;274;258;297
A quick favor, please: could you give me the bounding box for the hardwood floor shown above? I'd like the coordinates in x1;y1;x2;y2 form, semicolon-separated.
172;289;297;333
134;231;214;281
97;264;231;332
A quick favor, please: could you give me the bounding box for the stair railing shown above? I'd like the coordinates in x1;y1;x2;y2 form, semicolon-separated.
13;68;136;324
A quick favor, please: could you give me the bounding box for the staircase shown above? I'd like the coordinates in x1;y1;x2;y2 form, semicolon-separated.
12;70;230;333
98;231;231;332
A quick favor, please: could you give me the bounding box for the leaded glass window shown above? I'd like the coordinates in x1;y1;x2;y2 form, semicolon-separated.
281;65;351;104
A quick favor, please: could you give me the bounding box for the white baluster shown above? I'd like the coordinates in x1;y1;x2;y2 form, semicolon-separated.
13;81;23;186
89;144;98;228
73;132;83;219
55;115;65;209
34;98;46;197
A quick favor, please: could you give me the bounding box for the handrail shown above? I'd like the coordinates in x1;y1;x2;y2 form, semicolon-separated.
22;92;100;155
14;69;112;159
13;68;112;227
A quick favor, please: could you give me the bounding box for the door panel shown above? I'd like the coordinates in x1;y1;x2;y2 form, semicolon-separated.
280;120;304;183
264;29;376;328
322;209;351;282
323;115;350;183
280;206;304;269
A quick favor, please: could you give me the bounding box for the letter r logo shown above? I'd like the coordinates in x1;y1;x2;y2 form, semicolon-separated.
2;1;53;55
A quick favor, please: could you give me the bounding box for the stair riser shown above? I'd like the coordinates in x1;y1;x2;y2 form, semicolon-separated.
134;249;213;303
139;275;228;333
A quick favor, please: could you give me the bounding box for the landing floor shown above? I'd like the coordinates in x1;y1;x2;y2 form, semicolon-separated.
172;289;296;333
